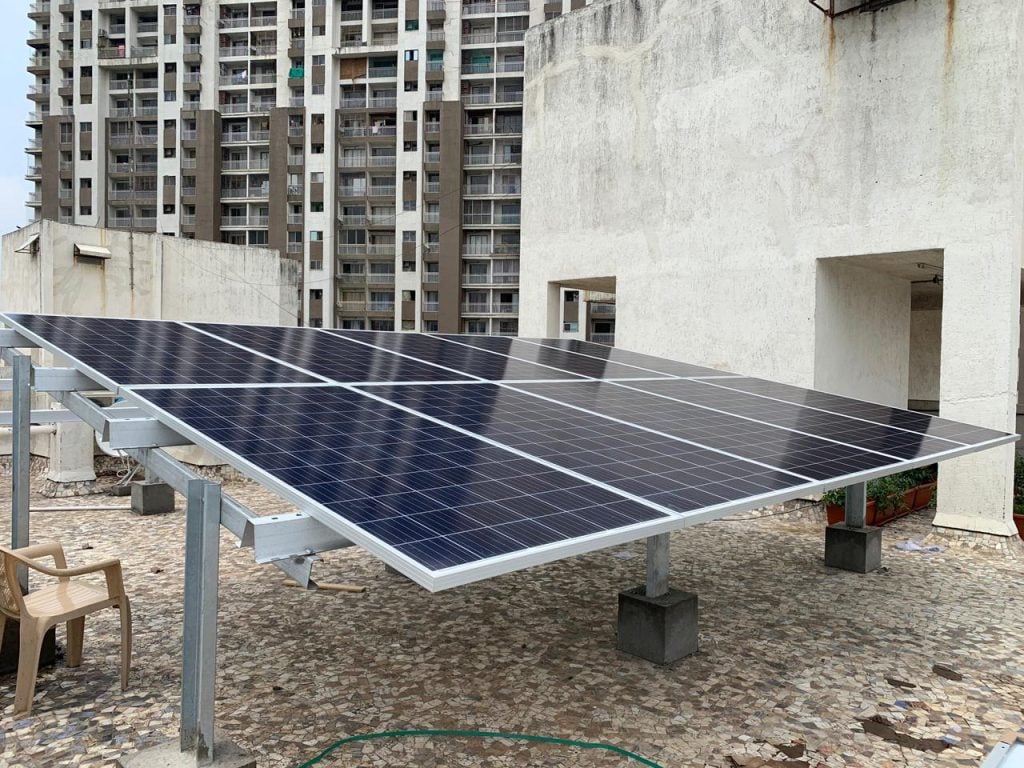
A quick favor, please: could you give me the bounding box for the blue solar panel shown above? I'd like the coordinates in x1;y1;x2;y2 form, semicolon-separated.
2;311;1015;590
326;329;585;381
3;313;317;386
367;383;814;511
138;386;671;572
518;337;729;378
190;322;471;383
436;335;675;379
620;379;963;461
504;381;903;481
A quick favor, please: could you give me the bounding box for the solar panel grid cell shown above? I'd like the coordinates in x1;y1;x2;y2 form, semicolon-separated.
326;329;587;381
518;337;730;378
437;334;675;379
5;314;317;386
369;383;812;514
137;385;670;572
190;323;472;384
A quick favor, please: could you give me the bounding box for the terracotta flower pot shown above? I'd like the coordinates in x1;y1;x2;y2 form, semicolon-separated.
913;482;937;510
826;499;878;526
1014;513;1024;540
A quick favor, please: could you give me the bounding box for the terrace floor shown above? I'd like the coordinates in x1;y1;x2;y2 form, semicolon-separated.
1;474;1022;767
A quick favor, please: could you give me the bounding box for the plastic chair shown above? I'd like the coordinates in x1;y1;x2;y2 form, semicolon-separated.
0;542;131;715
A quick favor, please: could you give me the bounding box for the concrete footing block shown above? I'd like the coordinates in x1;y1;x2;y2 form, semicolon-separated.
0;621;56;675
825;523;882;573
130;481;175;516
117;734;255;768
616;586;698;664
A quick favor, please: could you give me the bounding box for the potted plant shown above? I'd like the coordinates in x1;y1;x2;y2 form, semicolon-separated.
822;468;935;527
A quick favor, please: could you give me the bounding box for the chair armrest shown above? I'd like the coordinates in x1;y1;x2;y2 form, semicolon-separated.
3;550;122;581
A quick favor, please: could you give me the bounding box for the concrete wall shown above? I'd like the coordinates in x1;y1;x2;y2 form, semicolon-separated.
0;220;299;325
520;0;1024;535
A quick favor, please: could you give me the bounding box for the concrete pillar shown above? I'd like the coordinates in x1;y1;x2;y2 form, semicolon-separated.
932;243;1021;537
44;420;97;495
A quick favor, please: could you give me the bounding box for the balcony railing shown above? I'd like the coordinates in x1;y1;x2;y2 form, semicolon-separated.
589;333;615;344
423;212;440;224
462;33;494;45
494;213;520;225
338;301;366;311
367;66;397;78
423;301;439;312
371;8;399;19
368;301;395;311
496;30;526;43
368;155;396;166
590;303;617;316
462;3;495;15
423;272;440;283
339;155;367;167
424;182;441;194
367;272;396;285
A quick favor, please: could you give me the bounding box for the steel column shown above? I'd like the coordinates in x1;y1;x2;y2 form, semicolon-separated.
11;353;31;591
645;533;670;598
180;479;221;761
844;482;867;529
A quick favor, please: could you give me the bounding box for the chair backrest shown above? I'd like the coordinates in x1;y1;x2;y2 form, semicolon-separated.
0;550;21;619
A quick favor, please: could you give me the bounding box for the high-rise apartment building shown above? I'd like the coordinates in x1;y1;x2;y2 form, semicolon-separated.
26;0;589;332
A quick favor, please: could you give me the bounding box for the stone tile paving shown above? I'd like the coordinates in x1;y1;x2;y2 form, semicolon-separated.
0;479;1022;768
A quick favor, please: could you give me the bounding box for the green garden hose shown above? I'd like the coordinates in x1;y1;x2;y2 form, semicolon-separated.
297;728;665;767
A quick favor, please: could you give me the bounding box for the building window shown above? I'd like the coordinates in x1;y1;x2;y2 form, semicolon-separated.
80;149;92;161
309;230;322;241
402;260;415;272
312;55;325;66
404;50;418;61
402;230;416;242
79;206;91;216
164;90;176;102
405;20;419;31
79;121;91;133
310;201;323;212
310;172;324;183
79;178;91;189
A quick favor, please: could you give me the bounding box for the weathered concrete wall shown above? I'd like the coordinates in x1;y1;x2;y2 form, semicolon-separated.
0;220;299;325
521;0;1024;535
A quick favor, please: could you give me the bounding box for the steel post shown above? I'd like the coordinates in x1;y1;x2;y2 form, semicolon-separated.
11;353;31;591
844;482;867;529
645;533;670;598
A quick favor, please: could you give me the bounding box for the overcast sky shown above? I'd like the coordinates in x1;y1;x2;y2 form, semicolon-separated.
0;11;33;236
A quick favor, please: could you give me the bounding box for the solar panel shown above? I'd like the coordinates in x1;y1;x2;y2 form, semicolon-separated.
189;322;472;384
436;334;675;379
137;386;673;577
326;329;586;381
1;311;1014;591
367;383;811;513
518;337;731;378
4;313;317;387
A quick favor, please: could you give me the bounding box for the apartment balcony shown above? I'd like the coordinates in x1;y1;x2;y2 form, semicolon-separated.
220;186;270;199
590;303;617;317
424;92;444;103
180;157;197;169
137;21;159;33
463;213;491;226
337;271;367;283
494;213;520;225
287;213;303;225
424;151;441;163
370;8;399;20
367;272;396;285
367;213;396;226
338;300;367;312
341;215;367;226
368;155;396;167
222;158;270;171
339;155;368;168
219;47;250;58
340;98;366;110
339;126;397;138
463;3;495;15
461;302;519;315
26;113;44;126
28;55;50;71
287;243;304;254
137;78;160;89
422;301;439;312
423;211;440;224
496;61;525;73
289;97;305;108
367;300;395;312
250;73;276;85
426;30;445;43
368;96;397;108
462;33;495;45
181;187;197;197
369;185;396;197
26;138;43;151
589;333;615;345
132;217;157;230
462;63;494;75
181;214;196;225
182;129;198;140
496;30;526;43
463;273;519;285
424;121;441;134
424;181;441;194
423;272;440;283
423;243;440;255
252;15;277;27
26;163;42;178
28;85;51;100
29;2;51;17
339;10;363;23
27;193;42;206
371;32;398;46
220;102;251;114
367;66;397;78
219;16;252;29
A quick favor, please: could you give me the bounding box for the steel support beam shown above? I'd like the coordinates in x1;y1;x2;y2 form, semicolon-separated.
180;479;220;761
103;418;193;449
0;329;34;349
10;353;31;591
645;533;670;598
0;406;146;425
55;392;346;586
844;482;867;529
32;367;103;392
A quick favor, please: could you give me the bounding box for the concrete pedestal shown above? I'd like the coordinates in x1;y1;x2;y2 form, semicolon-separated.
0;620;57;675
616;586;698;664
825;524;882;573
117;733;254;768
131;481;176;516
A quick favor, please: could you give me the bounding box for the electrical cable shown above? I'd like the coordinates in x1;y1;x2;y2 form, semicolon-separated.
296;729;665;768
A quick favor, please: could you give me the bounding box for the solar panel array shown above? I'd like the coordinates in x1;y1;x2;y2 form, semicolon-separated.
2;312;1014;591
